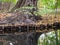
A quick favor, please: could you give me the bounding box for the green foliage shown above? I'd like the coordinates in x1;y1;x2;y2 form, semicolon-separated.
0;0;17;4
38;30;60;45
37;0;60;15
37;0;56;9
58;0;60;8
14;6;35;12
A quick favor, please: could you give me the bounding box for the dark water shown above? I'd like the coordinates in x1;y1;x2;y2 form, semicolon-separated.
0;32;42;45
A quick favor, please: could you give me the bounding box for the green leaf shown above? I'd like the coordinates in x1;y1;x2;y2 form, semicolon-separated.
0;0;18;4
37;0;58;15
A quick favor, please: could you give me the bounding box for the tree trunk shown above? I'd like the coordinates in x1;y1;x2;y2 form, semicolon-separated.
11;0;26;12
10;0;37;12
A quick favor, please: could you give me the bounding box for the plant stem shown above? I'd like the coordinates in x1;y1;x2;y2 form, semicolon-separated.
55;30;58;45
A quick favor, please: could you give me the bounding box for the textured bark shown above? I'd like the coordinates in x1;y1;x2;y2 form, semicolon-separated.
11;0;37;12
11;0;26;12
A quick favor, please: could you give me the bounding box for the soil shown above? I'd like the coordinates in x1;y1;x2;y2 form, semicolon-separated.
0;13;60;26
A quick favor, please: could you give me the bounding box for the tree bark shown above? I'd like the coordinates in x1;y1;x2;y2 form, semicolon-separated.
10;0;37;12
10;0;26;12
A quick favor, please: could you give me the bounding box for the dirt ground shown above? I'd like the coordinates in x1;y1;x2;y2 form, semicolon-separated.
0;13;60;26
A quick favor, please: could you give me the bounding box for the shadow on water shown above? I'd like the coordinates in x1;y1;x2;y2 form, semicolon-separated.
0;32;42;45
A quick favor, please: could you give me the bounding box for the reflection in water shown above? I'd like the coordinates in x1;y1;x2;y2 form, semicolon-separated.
38;31;59;45
0;32;36;45
9;42;14;45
